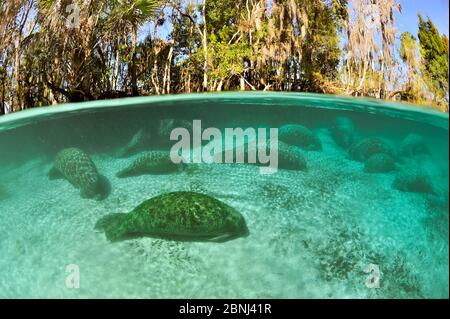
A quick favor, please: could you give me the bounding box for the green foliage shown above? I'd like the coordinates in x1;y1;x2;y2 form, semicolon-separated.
400;32;417;62
0;0;449;113
331;0;348;32
300;0;342;92
417;14;449;105
106;0;161;27
399;31;429;104
208;40;251;80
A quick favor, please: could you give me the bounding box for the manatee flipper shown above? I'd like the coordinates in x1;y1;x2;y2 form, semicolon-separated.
208;233;236;243
48;166;63;180
116;166;136;178
95;213;130;242
80;189;91;199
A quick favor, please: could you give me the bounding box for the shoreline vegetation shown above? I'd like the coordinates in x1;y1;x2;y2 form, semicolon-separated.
0;0;448;115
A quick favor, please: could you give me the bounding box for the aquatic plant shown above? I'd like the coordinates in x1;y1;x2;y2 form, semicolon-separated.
127;239;195;270
279;124;322;151
259;182;303;211
315;227;381;282
315;226;424;298
423;196;450;242
373;254;424;298
268;223;310;257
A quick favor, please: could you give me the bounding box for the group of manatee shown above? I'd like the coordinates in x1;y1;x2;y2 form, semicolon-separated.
46;119;250;244
330;116;435;194
46;116;436;244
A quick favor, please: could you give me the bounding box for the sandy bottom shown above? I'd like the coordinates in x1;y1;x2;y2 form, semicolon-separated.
0;129;448;298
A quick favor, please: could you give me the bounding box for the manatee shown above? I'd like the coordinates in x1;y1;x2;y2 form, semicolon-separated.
349;137;395;162
116;128;153;158
277;141;307;171
364;153;395;173
400;134;430;157
245;141;307;171
392;171;434;194
216;140;307;171
95;191;249;243
330;116;355;148
48;148;110;200
279;124;322;151
116;150;183;178
158;119;193;145
115;119;193;157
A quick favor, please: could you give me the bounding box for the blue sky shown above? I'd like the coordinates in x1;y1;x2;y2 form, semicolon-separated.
397;0;449;37
141;0;449;41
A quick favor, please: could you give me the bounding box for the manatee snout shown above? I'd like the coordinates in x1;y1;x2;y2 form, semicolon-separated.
225;210;250;239
95;175;112;201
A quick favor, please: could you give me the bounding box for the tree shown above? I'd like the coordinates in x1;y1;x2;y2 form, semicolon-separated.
105;0;162;95
343;0;400;98
398;31;427;103
418;14;449;107
0;0;448;114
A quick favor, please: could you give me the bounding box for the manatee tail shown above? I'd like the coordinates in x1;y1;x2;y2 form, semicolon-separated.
116;166;135;178
95;213;130;242
115;147;132;158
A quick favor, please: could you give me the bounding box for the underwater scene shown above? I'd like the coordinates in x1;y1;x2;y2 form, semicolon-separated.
0;93;448;298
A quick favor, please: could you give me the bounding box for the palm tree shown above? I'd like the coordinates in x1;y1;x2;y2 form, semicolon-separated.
105;0;162;95
35;0;161;100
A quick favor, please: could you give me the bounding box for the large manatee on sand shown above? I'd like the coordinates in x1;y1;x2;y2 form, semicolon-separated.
95;191;249;243
48;148;110;200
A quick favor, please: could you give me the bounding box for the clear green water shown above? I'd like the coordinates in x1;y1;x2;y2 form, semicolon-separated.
0;92;448;298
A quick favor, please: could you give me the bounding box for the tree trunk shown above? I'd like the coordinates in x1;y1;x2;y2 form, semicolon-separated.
14;37;22;111
112;38;120;91
217;79;224;91
0;76;5;115
240;76;245;90
163;40;174;94
151;44;161;95
131;26;138;96
202;1;208;91
186;73;191;93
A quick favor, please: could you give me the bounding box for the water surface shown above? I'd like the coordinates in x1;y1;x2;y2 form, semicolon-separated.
0;93;448;298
